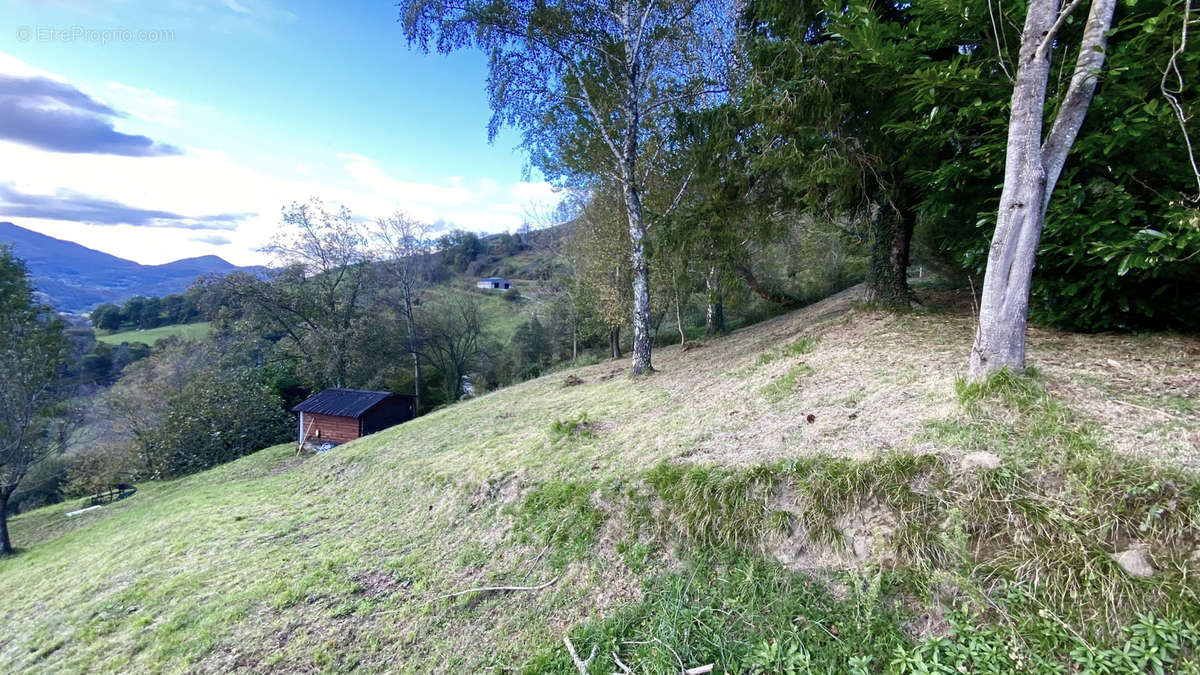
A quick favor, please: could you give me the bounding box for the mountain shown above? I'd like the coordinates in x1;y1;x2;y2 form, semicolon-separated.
0;222;263;313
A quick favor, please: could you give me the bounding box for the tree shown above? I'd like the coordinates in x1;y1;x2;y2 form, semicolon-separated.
567;185;633;359
376;212;434;415
744;0;980;308
232;198;373;388
140;369;290;479
969;0;1118;377
90;303;123;331
0;247;70;555
399;0;721;374
417;290;490;400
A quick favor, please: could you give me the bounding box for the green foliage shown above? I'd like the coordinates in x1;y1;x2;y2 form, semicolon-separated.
880;0;1200;330
500;315;551;384
0;246;72;551
139;370;291;479
891;586;1200;674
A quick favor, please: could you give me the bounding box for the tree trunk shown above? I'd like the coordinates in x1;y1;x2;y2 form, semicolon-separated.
736;263;804;306
609;325;622;359
402;289;422;415
864;207;914;307
620;47;653;375
0;489;13;555
705;268;725;335
410;351;422;415
571;314;579;362
675;286;686;345
969;0;1116;379
624;186;653;375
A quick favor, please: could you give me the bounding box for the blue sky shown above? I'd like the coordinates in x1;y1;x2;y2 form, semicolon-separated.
0;0;557;264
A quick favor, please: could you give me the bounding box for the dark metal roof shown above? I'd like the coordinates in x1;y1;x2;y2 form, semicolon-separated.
291;389;412;417
480;276;507;282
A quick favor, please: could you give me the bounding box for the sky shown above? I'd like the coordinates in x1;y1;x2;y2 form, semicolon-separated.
0;0;560;265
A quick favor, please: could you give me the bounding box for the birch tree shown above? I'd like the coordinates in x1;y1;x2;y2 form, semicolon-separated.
969;0;1118;378
398;0;721;374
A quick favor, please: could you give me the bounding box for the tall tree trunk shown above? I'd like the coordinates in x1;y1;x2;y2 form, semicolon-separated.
969;0;1116;379
402;288;422;415
620;40;653;376
864;207;914;307
571;312;579;362
674;286;685;345
0;489;13;555
624;179;653;375
705;268;725;335
410;351;422;414
609;325;622;359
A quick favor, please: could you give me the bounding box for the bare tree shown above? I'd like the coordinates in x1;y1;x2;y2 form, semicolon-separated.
375;212;434;414
0;248;70;555
235;198;373;387
969;0;1118;378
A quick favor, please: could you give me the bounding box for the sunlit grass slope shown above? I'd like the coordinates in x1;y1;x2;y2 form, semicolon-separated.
96;322;211;346
3;287;1198;672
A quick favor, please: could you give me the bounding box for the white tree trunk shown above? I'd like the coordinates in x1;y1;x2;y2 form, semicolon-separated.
969;0;1116;379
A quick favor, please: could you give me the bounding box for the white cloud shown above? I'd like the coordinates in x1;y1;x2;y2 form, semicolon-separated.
0;52;564;267
104;81;180;126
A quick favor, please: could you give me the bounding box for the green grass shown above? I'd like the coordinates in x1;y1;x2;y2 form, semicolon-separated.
3;295;1198;671
97;322;210;346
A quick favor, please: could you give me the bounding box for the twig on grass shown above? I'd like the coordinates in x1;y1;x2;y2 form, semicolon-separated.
1109;398;1183;422
623;638;686;673
564;636;597;674
612;650;632;674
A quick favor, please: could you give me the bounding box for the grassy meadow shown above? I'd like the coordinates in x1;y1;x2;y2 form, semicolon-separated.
96;322;211;346
3;287;1198;672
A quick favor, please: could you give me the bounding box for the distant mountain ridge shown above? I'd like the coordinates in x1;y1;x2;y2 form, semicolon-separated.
0;222;264;313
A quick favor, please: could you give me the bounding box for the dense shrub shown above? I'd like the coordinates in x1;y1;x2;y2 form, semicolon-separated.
139;370;291;479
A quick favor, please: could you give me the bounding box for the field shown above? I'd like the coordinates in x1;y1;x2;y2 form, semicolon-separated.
3;286;1198;672
96;322;211;346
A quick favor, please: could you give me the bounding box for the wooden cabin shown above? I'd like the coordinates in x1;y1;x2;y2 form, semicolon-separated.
292;388;416;448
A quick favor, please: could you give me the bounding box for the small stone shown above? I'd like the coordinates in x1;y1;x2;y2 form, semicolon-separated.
1107;359;1122;369
1111;546;1155;578
960;451;1003;471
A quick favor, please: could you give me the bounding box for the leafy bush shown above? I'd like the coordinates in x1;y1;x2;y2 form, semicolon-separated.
139;369;291;479
66;443;140;497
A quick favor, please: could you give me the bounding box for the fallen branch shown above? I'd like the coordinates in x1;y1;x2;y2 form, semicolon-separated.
612;650;632;674
432;575;561;601
623;638;685;673
1109;398;1182;422
564;636;597;675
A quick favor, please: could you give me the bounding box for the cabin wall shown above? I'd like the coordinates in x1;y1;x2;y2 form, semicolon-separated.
360;397;415;435
300;412;360;445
